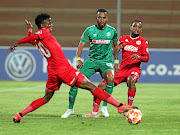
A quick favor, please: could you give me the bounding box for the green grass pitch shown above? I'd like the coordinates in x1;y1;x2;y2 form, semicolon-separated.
0;81;179;135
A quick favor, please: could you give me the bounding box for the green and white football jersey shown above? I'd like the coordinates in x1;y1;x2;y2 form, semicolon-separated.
81;24;118;62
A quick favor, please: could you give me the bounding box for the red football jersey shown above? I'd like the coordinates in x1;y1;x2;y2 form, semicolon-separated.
20;28;71;74
118;35;149;69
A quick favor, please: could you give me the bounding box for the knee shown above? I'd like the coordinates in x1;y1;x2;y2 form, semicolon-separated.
127;77;136;86
106;76;114;83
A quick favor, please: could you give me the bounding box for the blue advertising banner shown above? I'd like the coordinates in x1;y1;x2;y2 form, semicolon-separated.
0;47;180;83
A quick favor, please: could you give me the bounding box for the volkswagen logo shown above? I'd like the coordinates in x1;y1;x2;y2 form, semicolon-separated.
5;50;36;81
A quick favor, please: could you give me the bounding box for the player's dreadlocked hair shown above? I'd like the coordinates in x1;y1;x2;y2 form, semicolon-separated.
96;9;108;14
35;13;51;29
131;20;142;26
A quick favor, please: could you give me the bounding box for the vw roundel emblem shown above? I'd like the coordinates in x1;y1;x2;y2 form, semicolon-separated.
5;50;36;81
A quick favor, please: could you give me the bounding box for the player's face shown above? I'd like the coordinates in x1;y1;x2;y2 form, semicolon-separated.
130;22;142;35
41;18;53;31
96;12;108;29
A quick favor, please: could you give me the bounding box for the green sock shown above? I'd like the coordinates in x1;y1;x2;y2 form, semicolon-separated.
102;83;114;106
68;87;78;109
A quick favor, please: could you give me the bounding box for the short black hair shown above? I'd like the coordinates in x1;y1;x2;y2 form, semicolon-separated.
131;20;142;26
96;9;108;14
35;13;51;29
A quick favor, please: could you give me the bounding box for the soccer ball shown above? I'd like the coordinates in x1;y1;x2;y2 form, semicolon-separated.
126;109;143;125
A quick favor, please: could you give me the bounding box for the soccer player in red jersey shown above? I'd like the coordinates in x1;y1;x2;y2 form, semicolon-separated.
84;20;149;116
7;13;136;123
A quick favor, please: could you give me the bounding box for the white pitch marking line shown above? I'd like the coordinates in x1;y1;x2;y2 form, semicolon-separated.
132;129;178;132
0;85;45;92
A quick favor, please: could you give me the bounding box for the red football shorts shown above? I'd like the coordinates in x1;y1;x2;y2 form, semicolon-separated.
114;67;141;85
102;67;141;86
46;67;85;92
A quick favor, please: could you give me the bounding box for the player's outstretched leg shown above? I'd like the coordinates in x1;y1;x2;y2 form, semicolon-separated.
13;112;23;123
13;90;54;123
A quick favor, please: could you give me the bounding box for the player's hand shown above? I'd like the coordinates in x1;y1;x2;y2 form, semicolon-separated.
116;41;124;51
25;19;33;29
119;41;125;50
77;60;83;69
6;41;20;53
131;54;140;60
114;63;119;74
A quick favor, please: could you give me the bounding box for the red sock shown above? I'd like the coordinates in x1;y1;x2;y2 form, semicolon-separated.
21;98;45;116
128;90;136;106
93;96;101;112
92;88;120;107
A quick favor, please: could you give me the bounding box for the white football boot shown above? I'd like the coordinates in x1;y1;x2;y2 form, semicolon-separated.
101;106;109;117
61;109;74;118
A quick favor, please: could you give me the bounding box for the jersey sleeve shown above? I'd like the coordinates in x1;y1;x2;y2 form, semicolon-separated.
80;28;89;43
117;36;124;47
27;28;36;45
142;40;149;55
140;40;149;62
112;29;118;42
19;34;39;44
27;28;32;36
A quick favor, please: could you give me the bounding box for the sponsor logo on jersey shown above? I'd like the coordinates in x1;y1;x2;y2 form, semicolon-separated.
92;40;110;44
124;45;138;52
107;32;111;38
136;40;141;45
93;34;97;37
5;50;36;81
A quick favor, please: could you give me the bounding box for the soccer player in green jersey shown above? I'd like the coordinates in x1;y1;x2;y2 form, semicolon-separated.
61;9;119;118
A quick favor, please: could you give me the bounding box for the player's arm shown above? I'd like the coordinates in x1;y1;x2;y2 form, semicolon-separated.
131;53;149;62
113;35;125;73
25;19;37;45
76;41;85;69
113;41;120;73
139;42;149;62
76;28;89;69
112;30;123;73
6;34;39;53
131;41;149;62
25;20;33;36
139;54;149;62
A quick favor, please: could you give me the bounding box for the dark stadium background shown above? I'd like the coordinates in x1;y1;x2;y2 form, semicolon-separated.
0;0;179;48
0;0;180;83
